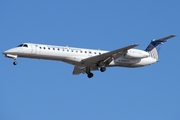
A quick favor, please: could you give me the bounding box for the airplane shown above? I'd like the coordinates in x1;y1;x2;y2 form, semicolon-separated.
3;34;176;78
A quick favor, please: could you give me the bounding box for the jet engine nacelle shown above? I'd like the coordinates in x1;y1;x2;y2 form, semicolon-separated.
124;50;149;59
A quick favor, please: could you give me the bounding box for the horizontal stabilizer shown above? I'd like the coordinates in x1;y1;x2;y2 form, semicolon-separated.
153;34;176;43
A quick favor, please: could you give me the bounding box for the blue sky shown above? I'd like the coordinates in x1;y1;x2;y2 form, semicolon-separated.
0;0;180;120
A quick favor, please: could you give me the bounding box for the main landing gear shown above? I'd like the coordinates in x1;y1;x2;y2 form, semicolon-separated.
100;67;106;72
86;66;106;78
87;72;94;78
86;67;94;78
99;61;106;72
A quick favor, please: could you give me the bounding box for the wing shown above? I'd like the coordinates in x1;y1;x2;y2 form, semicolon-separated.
81;44;139;66
72;44;138;75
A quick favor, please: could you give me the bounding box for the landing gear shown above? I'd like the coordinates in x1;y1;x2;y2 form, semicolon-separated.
13;61;18;65
86;67;94;78
98;61;106;72
87;72;94;78
100;67;106;72
85;66;106;78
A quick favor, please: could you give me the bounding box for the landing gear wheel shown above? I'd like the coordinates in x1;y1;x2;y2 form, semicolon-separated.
13;61;18;65
87;73;94;78
100;67;106;72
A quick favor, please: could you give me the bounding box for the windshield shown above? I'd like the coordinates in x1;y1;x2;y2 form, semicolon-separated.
23;44;28;47
17;44;28;47
17;44;23;47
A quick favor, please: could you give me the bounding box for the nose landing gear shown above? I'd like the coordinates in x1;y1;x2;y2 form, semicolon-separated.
13;61;18;65
13;57;18;65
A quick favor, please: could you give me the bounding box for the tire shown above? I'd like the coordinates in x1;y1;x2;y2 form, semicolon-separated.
100;67;106;72
87;73;94;78
13;61;18;65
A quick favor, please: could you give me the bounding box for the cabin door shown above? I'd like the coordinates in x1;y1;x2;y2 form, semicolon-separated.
31;44;37;54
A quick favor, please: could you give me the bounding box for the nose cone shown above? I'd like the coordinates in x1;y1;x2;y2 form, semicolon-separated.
3;50;8;54
2;48;17;55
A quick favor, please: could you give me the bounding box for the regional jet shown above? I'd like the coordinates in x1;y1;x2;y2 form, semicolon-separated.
3;34;176;78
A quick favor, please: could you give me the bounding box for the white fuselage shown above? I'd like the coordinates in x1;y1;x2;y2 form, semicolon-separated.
3;34;176;78
3;43;157;68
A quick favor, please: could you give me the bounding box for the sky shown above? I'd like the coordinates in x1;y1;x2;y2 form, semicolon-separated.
0;0;180;120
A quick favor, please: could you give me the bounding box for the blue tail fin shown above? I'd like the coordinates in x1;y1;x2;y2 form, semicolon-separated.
145;40;162;60
145;34;176;60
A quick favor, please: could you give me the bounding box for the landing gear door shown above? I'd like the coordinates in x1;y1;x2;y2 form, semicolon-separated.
31;44;37;54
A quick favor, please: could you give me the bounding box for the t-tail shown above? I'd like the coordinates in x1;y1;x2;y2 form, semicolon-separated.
145;34;176;61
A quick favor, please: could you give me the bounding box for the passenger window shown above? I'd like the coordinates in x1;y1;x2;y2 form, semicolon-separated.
94;52;96;54
48;48;50;50
53;48;55;50
58;48;60;51
44;47;46;49
85;51;87;53
40;47;42;49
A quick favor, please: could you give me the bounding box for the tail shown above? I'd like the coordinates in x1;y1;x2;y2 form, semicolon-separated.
145;34;176;60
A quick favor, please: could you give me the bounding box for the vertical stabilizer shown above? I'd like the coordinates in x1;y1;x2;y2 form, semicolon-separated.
145;34;176;60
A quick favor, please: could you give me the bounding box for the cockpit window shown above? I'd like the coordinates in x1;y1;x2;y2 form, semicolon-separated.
23;44;28;47
17;44;28;47
17;44;23;47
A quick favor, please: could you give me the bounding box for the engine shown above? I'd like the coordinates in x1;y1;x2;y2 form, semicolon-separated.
124;49;149;59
